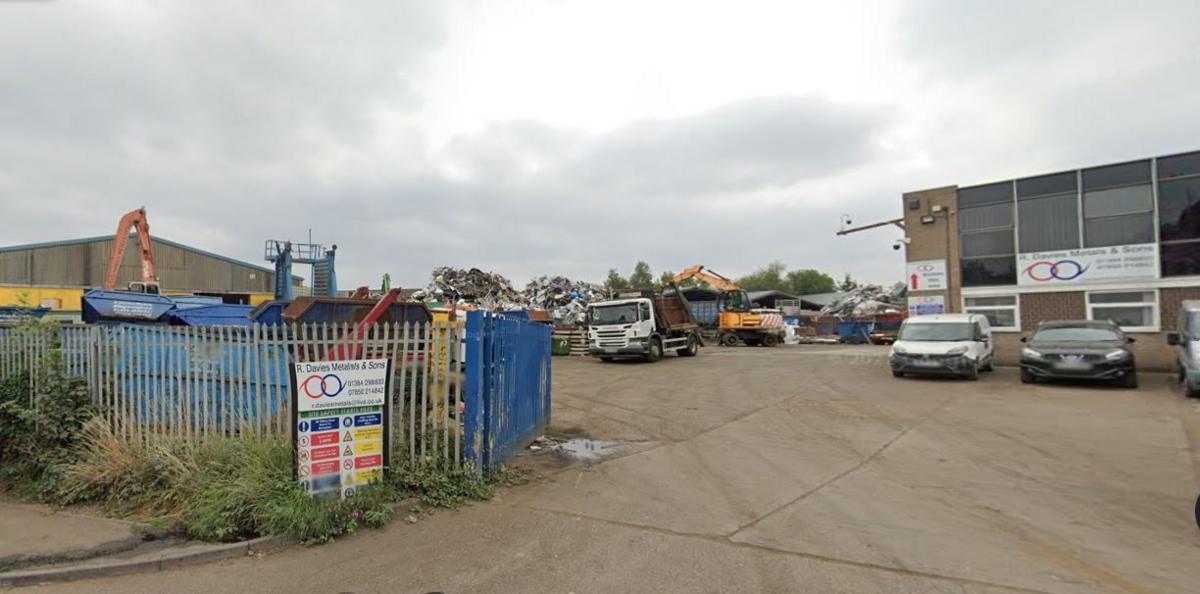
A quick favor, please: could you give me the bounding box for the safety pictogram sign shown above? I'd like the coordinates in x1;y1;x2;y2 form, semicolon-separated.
292;358;392;500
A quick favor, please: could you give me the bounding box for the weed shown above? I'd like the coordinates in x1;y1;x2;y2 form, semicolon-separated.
391;462;532;508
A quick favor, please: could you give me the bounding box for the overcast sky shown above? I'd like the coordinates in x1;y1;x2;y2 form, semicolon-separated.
2;0;1199;290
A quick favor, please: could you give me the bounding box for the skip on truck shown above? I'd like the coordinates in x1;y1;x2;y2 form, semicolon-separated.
586;285;702;362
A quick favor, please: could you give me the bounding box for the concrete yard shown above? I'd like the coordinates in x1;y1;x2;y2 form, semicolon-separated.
34;345;1200;594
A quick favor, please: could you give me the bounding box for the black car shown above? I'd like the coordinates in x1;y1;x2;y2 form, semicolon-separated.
1019;320;1138;388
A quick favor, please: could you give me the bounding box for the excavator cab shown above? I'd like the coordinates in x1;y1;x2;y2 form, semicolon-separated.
126;281;160;295
717;289;752;313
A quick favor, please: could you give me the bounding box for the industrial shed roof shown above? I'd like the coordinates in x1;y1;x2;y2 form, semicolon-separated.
796;291;848;308
0;235;298;280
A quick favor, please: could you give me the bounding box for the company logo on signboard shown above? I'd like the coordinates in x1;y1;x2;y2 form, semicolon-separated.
1016;243;1156;286
907;295;945;316
906;260;947;291
301;373;346;399
1022;259;1089;282
294;360;389;413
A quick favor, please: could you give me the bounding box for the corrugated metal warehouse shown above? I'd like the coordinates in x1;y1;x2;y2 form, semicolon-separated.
0;235;303;316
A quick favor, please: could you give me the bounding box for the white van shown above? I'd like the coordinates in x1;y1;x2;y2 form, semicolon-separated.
889;313;994;380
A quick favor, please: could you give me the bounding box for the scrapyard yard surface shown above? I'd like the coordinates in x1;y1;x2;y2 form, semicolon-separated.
38;346;1200;594
540;347;1200;593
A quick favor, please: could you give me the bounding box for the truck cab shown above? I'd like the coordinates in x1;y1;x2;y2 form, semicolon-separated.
587;293;700;362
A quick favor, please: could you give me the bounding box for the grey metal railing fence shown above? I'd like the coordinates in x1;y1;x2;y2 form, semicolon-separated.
0;321;466;467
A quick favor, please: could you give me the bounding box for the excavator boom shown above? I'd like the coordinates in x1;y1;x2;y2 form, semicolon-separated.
104;207;157;292
673;265;739;291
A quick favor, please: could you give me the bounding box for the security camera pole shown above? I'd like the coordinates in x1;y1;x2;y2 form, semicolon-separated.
836;217;905;236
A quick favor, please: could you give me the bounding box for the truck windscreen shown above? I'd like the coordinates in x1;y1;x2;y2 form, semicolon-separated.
589;304;638;325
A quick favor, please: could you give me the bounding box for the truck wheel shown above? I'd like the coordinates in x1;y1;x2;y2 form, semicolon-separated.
762;334;780;348
1020;368;1035;384
1187;383;1200;399
720;333;740;347
677;335;699;357
645;338;663;362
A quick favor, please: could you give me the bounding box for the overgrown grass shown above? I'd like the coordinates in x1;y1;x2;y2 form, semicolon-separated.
55;421;398;543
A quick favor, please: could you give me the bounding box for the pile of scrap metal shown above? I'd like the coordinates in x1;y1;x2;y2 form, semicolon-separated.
412;266;522;309
521;276;604;326
818;283;907;318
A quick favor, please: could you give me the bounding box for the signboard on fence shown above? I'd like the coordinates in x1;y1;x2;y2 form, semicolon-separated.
291;359;391;500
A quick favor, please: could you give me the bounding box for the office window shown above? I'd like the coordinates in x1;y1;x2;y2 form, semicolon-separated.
1086;290;1158;332
959;182;1015;286
964;295;1019;331
1158;151;1200;276
1082;161;1153;247
1017;171;1079;253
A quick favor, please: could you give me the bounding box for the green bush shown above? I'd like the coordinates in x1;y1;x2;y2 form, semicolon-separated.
0;364;95;499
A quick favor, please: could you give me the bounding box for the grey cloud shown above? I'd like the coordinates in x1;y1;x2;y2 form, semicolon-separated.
560;96;888;196
897;1;1200;78
30;1;1198;293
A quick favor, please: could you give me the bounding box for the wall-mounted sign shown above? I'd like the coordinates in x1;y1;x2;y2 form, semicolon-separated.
292;359;391;500
908;295;945;316
1017;243;1157;286
906;259;947;291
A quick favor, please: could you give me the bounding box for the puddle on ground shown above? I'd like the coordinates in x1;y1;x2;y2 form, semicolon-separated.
554;438;625;460
525;436;627;462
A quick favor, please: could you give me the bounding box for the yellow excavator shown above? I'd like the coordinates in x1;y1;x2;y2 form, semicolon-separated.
672;265;784;347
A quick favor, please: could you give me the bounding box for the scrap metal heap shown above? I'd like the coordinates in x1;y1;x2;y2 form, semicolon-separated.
819;283;908;318
412;266;522;310
522;276;604;326
411;268;604;325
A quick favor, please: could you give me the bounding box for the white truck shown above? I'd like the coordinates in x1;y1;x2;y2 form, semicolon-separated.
587;288;702;362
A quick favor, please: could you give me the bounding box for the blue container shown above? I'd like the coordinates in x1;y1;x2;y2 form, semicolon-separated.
0;307;50;323
171;296;224;310
688;301;719;326
169;304;254;327
112;324;289;430
837;321;873;344
82;290;175;324
250;301;288;325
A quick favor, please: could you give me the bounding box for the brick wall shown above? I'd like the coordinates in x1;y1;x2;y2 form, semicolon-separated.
1020;292;1085;330
991;290;1183;371
902;186;959;311
1160;287;1200;332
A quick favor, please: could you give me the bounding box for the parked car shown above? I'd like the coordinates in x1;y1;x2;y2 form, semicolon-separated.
889;314;994;380
1166;299;1200;398
1019;320;1137;388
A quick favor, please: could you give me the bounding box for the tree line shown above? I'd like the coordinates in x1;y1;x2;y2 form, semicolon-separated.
602;261;855;296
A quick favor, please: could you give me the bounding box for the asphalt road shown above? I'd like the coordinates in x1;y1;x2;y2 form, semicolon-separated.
33;345;1200;594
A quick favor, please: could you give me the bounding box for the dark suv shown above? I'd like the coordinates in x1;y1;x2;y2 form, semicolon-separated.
1019;320;1138;388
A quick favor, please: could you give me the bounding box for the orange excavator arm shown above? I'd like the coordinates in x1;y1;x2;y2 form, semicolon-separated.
104;207;157;291
673;265;739;291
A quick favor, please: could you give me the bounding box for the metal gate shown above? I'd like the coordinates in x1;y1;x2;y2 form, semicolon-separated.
463;311;552;471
